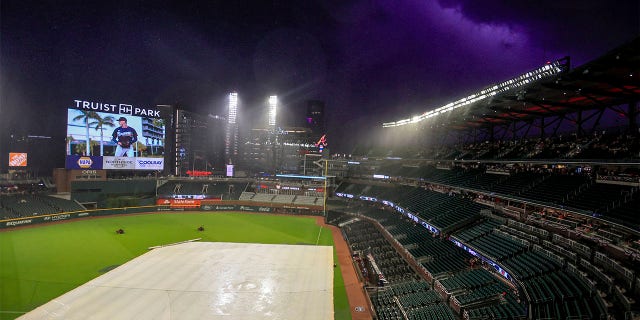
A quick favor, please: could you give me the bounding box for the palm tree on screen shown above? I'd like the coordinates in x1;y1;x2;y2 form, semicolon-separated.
73;111;99;156
89;115;115;156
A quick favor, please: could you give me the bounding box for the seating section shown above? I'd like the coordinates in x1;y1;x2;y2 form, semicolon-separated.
238;192;255;201
344;163;639;229
250;193;276;202
238;192;322;206
0;195;85;219
342;206;530;319
271;194;295;204
293;195;320;205
370;281;456;320
157;181;246;200
335;179;622;320
519;174;589;204
465;232;526;261
343;220;416;283
524;271;605;320
393;188;483;231
565;182;634;213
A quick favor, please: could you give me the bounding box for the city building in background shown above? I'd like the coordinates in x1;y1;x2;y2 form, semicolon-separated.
242;127;319;174
172;108;224;176
225;92;240;165
305;100;326;142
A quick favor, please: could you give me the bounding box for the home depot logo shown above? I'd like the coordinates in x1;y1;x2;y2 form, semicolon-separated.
8;153;27;167
77;157;93;168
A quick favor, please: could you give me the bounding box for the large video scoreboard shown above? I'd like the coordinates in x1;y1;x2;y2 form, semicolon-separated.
66;99;170;171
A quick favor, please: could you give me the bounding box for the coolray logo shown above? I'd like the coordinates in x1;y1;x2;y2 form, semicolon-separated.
6;219;32;226
77;157;93;168
138;160;162;165
51;214;70;221
135;158;164;170
74;100;162;118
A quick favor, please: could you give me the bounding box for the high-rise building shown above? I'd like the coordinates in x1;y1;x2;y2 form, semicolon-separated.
225;92;239;164
171;108;224;176
268;95;278;127
305;100;326;140
242;126;316;174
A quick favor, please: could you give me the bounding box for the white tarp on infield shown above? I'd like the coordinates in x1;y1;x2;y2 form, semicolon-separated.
19;242;334;320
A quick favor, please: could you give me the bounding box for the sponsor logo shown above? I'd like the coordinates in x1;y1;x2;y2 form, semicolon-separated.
51;214;70;221
215;206;235;210
138;160;162;165
43;216;51;221
103;157;135;169
81;170;98;175
77;157;93;168
258;207;271;212
78;212;89;217
9;153;28;167
6;219;32;226
135;158;164;170
239;206;255;211
173;199;196;205
74;100;162;118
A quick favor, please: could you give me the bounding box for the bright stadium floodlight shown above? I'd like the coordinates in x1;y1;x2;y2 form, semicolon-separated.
268;95;277;127
382;59;568;128
228;92;238;124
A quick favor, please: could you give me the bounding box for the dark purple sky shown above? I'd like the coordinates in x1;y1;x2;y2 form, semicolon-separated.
1;0;639;154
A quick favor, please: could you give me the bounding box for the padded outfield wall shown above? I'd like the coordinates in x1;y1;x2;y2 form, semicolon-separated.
0;202;324;230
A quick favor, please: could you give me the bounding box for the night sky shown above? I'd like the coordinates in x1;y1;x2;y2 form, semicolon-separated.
1;0;639;159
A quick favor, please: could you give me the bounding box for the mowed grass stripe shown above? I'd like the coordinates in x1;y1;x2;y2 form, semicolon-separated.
0;212;351;320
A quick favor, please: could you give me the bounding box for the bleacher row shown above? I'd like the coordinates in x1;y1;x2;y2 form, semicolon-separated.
379;133;640;161
156;181;247;200
332;179;633;319
370;165;639;229
0;194;85;219
238;192;322;206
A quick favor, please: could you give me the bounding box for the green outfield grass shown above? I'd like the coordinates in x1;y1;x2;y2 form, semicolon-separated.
0;212;351;320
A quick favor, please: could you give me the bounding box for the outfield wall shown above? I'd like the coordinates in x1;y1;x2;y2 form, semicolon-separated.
0;202;324;230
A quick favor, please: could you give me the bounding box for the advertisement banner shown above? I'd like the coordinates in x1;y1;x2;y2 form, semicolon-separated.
201;204;237;211
65;155;103;170
156;199;201;207
8;153;28;167
102;156;136;170
1;211;92;229
237;205;273;213
135;158;164;170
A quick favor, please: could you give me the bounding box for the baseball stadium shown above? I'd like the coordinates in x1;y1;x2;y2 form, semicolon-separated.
2;37;640;320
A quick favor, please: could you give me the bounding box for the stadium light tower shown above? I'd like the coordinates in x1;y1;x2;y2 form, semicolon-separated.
268;95;278;127
382;58;569;128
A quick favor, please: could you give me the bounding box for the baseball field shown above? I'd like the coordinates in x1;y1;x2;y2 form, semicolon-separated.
0;212;351;320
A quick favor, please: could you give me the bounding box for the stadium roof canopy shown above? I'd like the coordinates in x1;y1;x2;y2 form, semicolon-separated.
386;37;640;132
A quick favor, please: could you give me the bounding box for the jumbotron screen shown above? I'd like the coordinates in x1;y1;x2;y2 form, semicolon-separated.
65;100;167;170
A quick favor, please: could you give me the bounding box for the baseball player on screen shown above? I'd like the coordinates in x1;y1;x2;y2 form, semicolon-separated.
112;117;138;157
